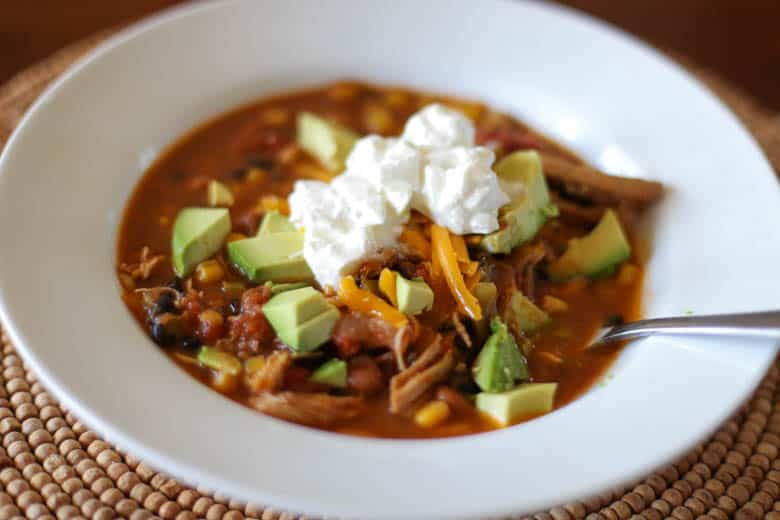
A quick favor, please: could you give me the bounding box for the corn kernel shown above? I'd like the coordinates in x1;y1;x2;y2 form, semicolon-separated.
211;370;240;394
244;355;266;376
617;263;639;285
226;232;246;244
259;195;290;215
260;107;290;126
195;260;224;285
294;162;334;182
541;295;569;313
362;103;394;135
246;167;268;183
414;400;451;428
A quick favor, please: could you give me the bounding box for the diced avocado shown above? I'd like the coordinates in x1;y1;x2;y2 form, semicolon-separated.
268;281;310;295
297;112;359;172
171;207;231;277
227;232;312;283
548;209;631;281
309;359;347;388
197;346;242;376
476;382;558;425
472;318;529;392
277;306;340;353
257;210;296;235
207;180;234;207
395;276;434;315
509;292;551;334
262;287;331;332
481;151;558;254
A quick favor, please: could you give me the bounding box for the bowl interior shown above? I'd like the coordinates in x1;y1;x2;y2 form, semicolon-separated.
0;1;778;518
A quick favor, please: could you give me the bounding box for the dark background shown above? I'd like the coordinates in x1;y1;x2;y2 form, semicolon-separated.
2;1;779;110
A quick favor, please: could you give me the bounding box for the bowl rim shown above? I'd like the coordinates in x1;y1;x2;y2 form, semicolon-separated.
0;1;778;519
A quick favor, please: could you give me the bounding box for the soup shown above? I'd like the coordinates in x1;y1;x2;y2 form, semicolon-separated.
117;82;662;438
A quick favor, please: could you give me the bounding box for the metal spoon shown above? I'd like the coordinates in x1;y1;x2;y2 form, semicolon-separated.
588;310;780;349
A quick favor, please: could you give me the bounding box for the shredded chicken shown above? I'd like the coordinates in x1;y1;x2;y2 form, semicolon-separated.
540;152;663;209
510;242;554;302
451;312;472;348
389;335;455;414
246;350;292;393
119;246;164;281
250;392;363;427
550;192;608;225
332;311;399;356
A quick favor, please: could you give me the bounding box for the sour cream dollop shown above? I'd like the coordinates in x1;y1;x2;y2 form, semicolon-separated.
289;104;511;288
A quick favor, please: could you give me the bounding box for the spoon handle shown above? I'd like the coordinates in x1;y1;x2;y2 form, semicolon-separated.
600;310;780;344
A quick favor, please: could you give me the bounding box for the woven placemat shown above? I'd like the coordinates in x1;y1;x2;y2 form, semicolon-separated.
1;32;780;520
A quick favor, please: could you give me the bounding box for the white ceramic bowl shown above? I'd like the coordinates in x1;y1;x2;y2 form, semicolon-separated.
1;1;779;518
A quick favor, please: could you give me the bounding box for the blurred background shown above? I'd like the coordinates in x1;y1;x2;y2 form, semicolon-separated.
2;0;779;110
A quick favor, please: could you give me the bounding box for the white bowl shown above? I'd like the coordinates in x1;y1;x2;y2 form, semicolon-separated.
1;1;779;518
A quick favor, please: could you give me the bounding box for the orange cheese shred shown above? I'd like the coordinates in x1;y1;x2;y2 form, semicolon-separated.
338;276;408;328
430;224;483;320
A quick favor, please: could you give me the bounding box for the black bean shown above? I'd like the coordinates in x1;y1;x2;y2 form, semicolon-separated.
153;292;176;315
167;278;183;292
150;321;175;347
437;322;455;333
181;336;202;351
227;298;241;315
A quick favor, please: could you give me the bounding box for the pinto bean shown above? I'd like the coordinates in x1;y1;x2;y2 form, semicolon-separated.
347;356;384;395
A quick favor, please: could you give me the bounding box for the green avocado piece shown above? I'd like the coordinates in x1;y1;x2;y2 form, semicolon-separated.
481;151;558;254
309;359;347;388
197;346;242;376
227;232;312;283
207;180;234;207
472;318;529;393
257;210;296;235
476;382;558;425
171;207;231;277
548;209;631;281
395;276;434;315
509;292;551;334
277;306;340;353
262;287;331;332
297;112;359;172
267;282;310;295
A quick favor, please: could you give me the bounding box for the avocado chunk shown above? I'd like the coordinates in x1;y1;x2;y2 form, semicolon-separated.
472;318;529;393
262;287;339;353
476;382;558;425
509;291;551;334
171;207;231;277
296;112;359;172
482;151;558;254
257;210;296;235
395;275;434;315
262;287;331;332
207;180;234;207
548;209;631;281
309;359;347;388
227;232;313;283
267;281;310;295
278;307;340;353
